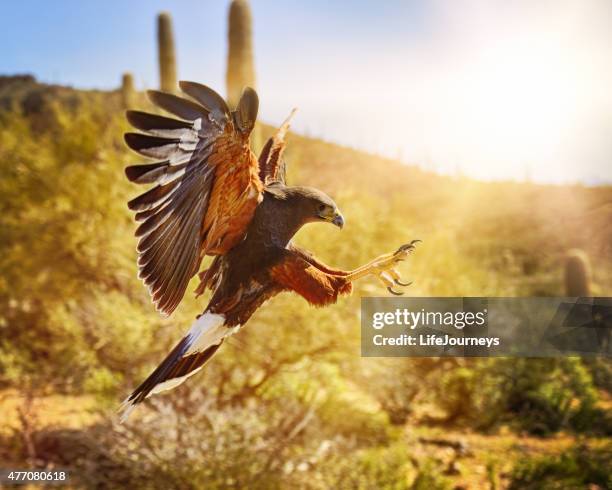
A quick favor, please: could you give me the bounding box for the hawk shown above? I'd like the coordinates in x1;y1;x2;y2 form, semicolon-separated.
119;82;419;420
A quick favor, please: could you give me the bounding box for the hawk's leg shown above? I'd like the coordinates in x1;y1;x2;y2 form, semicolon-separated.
344;240;420;295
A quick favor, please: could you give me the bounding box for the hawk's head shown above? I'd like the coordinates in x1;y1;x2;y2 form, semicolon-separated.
283;185;344;229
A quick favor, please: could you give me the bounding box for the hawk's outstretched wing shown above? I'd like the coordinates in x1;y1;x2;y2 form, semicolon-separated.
124;83;263;316
258;108;297;185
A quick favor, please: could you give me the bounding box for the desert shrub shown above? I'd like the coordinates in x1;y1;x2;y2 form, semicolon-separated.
0;101;162;395
320;443;412;489
27;423;452;490
28;401;315;489
362;358;448;426
433;360;503;428
498;358;599;435
411;460;452;490
583;357;612;393
368;360;421;425
19;390;418;490
317;442;450;490
433;358;601;434
509;444;612;489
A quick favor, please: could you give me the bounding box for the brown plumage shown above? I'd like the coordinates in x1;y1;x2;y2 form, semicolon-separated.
119;83;419;421
270;249;353;307
258;108;296;184
125;83;262;315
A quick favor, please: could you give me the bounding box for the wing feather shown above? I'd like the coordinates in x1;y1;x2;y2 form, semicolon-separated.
258;108;297;184
125;83;263;315
147;90;209;121
179;81;230;117
126;110;192;132
127;181;180;212
126;161;169;183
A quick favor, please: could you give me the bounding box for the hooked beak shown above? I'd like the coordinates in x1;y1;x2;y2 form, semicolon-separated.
319;207;345;229
331;211;345;229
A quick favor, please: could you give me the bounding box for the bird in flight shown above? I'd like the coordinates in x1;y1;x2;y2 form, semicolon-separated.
119;82;419;420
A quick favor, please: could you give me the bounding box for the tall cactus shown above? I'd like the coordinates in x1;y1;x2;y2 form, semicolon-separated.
157;12;177;92
226;0;256;108
121;72;135;108
564;249;591;296
226;0;259;150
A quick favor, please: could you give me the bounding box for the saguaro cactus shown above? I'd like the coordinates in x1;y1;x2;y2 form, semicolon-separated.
564;249;591;296
157;12;177;92
121;72;135;108
226;0;256;109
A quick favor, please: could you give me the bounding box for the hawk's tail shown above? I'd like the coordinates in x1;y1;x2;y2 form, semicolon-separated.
118;311;239;422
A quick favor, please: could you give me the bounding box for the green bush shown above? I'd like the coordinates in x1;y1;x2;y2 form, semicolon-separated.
499;359;599;435
510;444;612;489
318;442;450;490
434;359;602;434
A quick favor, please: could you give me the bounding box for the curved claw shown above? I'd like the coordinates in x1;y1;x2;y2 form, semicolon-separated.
387;286;404;296
394;279;412;287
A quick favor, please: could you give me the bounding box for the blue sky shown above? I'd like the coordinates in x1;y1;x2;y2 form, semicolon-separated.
3;1;427;90
3;0;612;183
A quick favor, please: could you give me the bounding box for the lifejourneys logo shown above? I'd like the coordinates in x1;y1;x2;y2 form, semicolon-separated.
372;307;488;330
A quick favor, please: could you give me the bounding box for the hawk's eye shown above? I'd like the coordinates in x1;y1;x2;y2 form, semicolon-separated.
318;204;328;214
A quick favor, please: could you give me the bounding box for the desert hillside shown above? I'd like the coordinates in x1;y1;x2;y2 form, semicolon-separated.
0;75;610;489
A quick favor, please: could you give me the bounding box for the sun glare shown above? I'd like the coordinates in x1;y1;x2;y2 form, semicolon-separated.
263;1;611;184
419;32;588;182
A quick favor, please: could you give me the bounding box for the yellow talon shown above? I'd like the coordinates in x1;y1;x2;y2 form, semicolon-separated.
344;240;420;296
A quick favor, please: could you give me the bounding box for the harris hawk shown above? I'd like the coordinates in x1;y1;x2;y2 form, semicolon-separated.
119;82;419;421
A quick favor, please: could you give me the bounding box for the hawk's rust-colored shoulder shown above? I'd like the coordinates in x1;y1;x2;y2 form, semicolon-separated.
270;249;353;307
124;83;263;315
